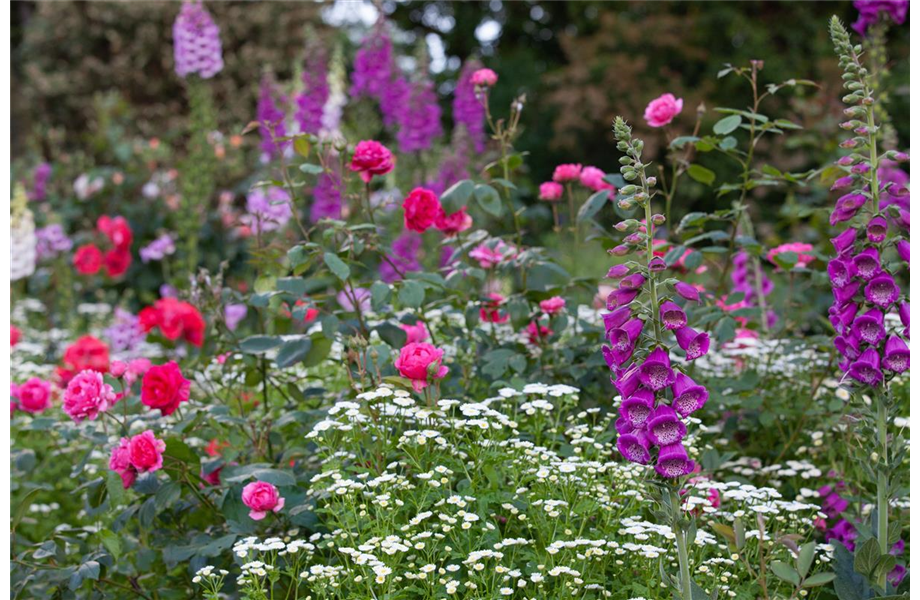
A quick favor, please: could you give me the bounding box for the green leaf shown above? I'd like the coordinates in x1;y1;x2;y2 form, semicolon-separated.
474;184;503;217
276;277;308;297
69;561;100;590
440;179;475;214
239;335;283;354
854;538;881;577
376;322;407;348
323;252;350;281
398;280;425;308
293;137;311;158
670;136;701;149
714;317;737;343
803;572;836;587
577;190;610;222
99;530;122;560
797;542;816;578
771;561;801;585
772;251;800;271
275;337;313;368
370;281;391;312
299;163;324;175
687;164;716;186
713;115;743;135
303;335;333;367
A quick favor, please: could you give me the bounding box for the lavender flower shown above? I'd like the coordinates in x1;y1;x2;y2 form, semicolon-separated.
257;76;288;159
396;78;443;153
104;308;146;353
380;232;422;283
29;163;52;202
852;0;909;35
172;1;224;79
310;171;342;223
224;304;247;331
139;234;176;263
246;186;292;233
35;224;72;261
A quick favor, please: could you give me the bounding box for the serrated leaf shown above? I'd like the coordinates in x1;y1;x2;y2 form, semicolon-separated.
398;280;425;308
854;538;881;577
370;281;391;312
293;137;311;158
299;163;324;175
687;164;716;186
323;252;350;281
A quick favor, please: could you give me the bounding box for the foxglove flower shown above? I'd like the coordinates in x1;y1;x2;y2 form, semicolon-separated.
671;373;709;417
881;336;909;373
397;77;442;153
257;76;288;159
294;42;329;136
674;327;710;361
173;1;224;79
453;60;486;152
659;301;687;330
654;442;695;478
646;405;687;446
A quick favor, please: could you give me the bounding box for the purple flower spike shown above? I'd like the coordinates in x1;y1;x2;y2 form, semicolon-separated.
834;335;861;361
173;1;224;79
646;405;687;446
638;347;677;391
674;282;701;303
606;264;630;280
619;273;647;290
654;442;695;478
836;192;868;213
831;176;854;191
896;240;909;265
648;257;667;272
881;336;909;373
850;348;882;386
833;281;862;306
616;429;651;465
619;389;656;428
831;228;858;256
864;274;900;309
827;258;854;288
604;318;641;366
899;303;909;337
671;372;709;417
867;217;888;243
603;307;632;337
659;301;688;330
853;309;886;346
607;288;640;310
831;302;859;334
674;327;710;361
614;364;641;399
853;247;881;280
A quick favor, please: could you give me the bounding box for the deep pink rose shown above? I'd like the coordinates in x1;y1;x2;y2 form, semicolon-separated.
394;342;449;392
480;293;509;324
402;187;443;233
579;166;616;193
62;370;116;422
435;206;473;236
401;321;429;344
109;437;137;489
141;361;191;416
349;140;395;183
539;297;566;315
16;378;53;414
767;242;815;269
538;182;563;202
469;241;516;269
128;430;166;473
644;93;683;128
525;321;553;345
552;163;583;183
242;481;285;520
470;68;498;87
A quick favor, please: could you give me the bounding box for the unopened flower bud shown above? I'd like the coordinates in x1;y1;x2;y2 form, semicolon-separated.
610;244;630;257
647;177;657;187
617;199;633;210
652;214;666;225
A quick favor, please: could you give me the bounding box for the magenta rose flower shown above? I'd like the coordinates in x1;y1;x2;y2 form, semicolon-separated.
538;182;564;202
401;321;429;344
62;370;116;422
539;296;566;315
141;361;191;416
552;163;583;183
767;242;816;269
644;93;683;128
16;378;52;414
434;206;473;236
349;140;395;183
579;166;615;193
128;430;166;473
402;187;443;233
394;342;449;392
109;437;137;489
470;68;498;87
242;481;285;520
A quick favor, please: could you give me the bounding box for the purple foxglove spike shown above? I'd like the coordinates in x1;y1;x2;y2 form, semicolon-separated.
832;302;859;333
603;307;632;335
866;217;888;243
659;301;688;331
619;389;656;428
604;339;634;367
616;429;651;464
896;240;909;265
899;302;909;337
654;442;695;478
831;176;854;191
837;155;855;167
853;309;886;346
827;258;855;288
834;335;861;361
881;336;909;373
831;228;858;256
601;345;619;371
606;288;640;310
619;273;647;290
638;348;677;391
614;364;641;399
614;417;635;435
671;372;709;417
674;327;710;361
853;247;881;279
850;347;882;386
851;162;871;174
835;191;868;213
608;318;644;351
830;206;859;226
674;282;701;303
833;281;862;306
648;257;667;272
606;264;630;279
173;1;224;79
864;273;900;309
646;405;687;446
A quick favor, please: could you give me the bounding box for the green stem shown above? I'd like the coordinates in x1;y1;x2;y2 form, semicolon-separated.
671;489;693;600
867;109;880;214
876;391;888;553
643;197;663;345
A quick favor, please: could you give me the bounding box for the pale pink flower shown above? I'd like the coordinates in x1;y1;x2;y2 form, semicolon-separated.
579;166;616;193
767;242;815;269
538;182;564;202
539;297;566;315
63;370;116;422
242;481;285;520
552;163;583;183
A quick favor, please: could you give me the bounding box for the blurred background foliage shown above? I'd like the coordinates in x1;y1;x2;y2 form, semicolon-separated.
12;0;908;220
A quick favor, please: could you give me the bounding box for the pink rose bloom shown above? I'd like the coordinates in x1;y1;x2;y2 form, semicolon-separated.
128;430;166;473
10;400;17;417
141;361;191;416
401;321;429;344
126;358;153;386
579;166;616;193
349;140;395;183
644;93;683;128
402;187;443;233
201;466;222;487
767;242;815;269
480;293;509;324
16;378;53;414
470;68;498;87
538;182;564;202
394;342;449;392
539;297;566;315
469;241;516;269
524;321;553;345
109;437;137;489
63;370;116;422
242;481;285;520
552;163;583;183
435;206;473;236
